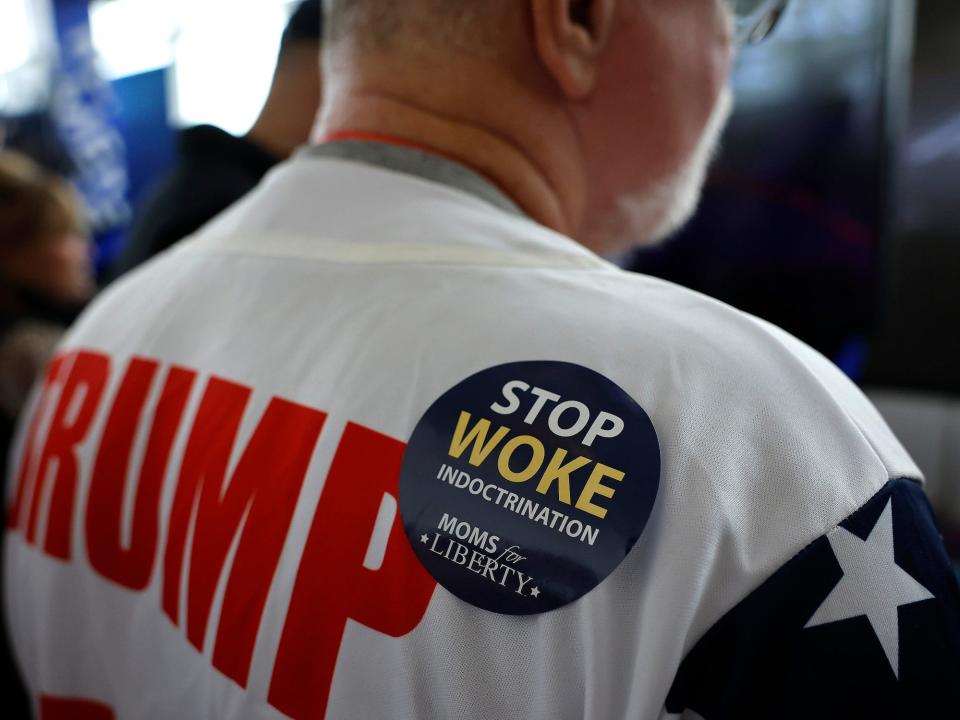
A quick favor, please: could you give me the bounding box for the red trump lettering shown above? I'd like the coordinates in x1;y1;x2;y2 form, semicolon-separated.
163;376;327;687
269;422;436;719
26;351;109;560
86;360;197;590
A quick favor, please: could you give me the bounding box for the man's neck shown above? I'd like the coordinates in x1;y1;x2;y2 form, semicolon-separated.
317;84;584;238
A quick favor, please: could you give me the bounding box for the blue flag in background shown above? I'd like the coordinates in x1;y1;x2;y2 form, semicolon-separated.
50;0;130;267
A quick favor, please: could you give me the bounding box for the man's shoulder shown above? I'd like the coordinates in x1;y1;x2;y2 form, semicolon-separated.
611;269;917;488
101;211;914;487
92;156;916;491
518;265;903;451
577;269;909;467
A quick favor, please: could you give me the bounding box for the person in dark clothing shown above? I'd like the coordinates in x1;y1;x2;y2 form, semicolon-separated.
0;149;94;719
111;1;323;278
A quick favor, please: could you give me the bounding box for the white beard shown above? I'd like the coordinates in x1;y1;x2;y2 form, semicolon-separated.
594;87;735;253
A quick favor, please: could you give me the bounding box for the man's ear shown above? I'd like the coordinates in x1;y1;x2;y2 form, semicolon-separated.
530;0;617;99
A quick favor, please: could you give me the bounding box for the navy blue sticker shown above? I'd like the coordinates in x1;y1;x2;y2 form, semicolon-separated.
399;361;660;615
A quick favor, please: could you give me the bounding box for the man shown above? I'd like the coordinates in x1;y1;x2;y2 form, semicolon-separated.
109;0;323;278
6;1;959;719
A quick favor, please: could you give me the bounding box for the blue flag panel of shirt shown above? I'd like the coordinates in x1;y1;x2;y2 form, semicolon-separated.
666;478;960;719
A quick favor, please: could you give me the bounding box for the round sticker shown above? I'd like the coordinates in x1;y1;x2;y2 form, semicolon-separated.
399;361;660;615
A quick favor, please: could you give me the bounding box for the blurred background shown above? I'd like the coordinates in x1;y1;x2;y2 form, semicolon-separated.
0;0;957;713
630;0;960;562
0;0;957;540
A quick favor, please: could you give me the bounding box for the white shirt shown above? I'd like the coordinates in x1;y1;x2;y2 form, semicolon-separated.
6;141;957;720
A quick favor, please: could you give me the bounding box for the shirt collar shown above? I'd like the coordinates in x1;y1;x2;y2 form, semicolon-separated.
302;137;526;220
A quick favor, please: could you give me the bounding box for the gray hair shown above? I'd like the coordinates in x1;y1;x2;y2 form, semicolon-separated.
323;0;494;51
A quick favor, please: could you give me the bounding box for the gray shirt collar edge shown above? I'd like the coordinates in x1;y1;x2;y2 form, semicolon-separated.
301;140;526;219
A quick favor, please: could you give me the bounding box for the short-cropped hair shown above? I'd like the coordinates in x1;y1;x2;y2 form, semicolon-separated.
323;0;486;50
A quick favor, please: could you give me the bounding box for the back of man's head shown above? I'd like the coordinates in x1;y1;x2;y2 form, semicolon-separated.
324;0;492;51
318;0;735;252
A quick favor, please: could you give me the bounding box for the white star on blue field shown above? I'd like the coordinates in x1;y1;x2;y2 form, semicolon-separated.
805;499;935;678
